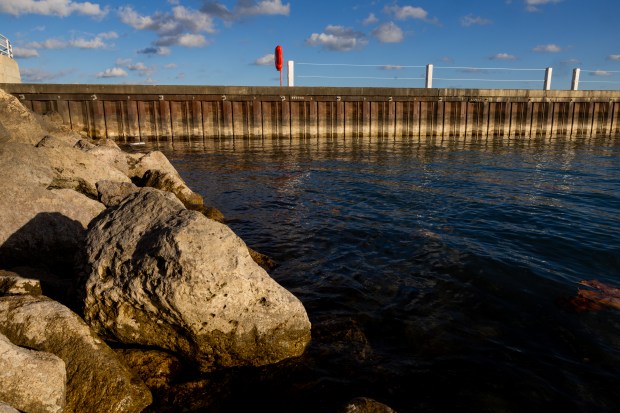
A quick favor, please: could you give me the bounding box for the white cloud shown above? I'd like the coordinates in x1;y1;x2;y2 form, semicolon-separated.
70;37;106;49
384;4;428;20
255;53;275;65
128;62;148;71
461;14;492;27
12;48;39;58
561;58;581;65
608;54;620;61
20;67;72;82
372;22;404;43
0;0;108;18
27;38;66;49
164;63;177;69
589;70;613;77
138;47;171;56
236;0;290;16
115;58;132;66
525;0;563;12
96;67;128;78
363;13;378;25
26;32;117;50
533;44;562;52
306;25;368;52
490;53;517;60
381;65;403;70
155;34;209;47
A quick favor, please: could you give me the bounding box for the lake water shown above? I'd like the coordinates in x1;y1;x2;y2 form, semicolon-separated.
131;137;620;412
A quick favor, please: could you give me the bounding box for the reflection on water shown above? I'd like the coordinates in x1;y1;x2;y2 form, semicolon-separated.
129;137;620;412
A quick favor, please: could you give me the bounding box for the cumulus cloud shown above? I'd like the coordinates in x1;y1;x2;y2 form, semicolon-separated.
155;34;210;47
381;65;403;70
372;22;404;43
490;53;517;60
128;62;147;71
164;63;177;69
306;25;368;52
138;47;171;56
607;54;620;61
236;0;290;16
96;67;128;78
254;53;275;65
12;48;39;58
525;0;563;12
383;4;428;20
363;13;379;25
461;14;492;27
533;44;562;52
0;0;108;18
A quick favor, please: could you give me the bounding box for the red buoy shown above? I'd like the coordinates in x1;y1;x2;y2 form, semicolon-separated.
275;45;283;72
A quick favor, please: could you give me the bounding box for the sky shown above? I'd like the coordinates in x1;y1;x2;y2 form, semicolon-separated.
1;0;620;90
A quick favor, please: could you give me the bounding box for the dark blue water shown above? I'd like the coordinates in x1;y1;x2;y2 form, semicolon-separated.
136;138;620;412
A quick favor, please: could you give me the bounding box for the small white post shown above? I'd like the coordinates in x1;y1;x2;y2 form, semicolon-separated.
287;60;295;87
425;64;433;88
571;68;580;91
544;67;553;90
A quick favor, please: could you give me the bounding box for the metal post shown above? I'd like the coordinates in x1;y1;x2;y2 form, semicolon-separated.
287;60;294;87
425;64;433;88
571;68;580;91
544;67;553;90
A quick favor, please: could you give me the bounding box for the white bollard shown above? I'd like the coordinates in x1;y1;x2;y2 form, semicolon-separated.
571;68;580;91
544;67;553;90
425;64;433;88
287;60;295;87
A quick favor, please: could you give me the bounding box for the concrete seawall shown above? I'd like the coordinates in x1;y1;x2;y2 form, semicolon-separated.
1;84;619;142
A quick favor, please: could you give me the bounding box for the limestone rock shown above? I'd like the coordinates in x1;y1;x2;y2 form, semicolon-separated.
127;150;180;179
35;134;75;149
0;142;54;188
0;402;19;413
96;180;139;207
81;188;311;372
115;349;184;390
0;89;46;145
248;247;277;271
0;183;104;273
81;142;131;176
0;270;42;296
339;397;397;413
37;144;131;198
139;168;204;209
0;295;152;413
196;204;225;223
0;332;66;413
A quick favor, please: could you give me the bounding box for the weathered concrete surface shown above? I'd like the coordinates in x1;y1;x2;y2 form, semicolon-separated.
0;332;66;413
0;295;152;413
81;188;311;373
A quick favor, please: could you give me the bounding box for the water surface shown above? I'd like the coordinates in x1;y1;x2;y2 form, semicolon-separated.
133;137;620;412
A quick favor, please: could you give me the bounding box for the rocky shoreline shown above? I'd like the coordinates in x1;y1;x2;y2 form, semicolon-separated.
0;88;396;413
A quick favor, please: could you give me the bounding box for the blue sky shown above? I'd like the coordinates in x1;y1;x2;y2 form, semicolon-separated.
2;0;620;89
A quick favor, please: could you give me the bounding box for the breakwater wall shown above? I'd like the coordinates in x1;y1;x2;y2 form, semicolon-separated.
1;84;619;142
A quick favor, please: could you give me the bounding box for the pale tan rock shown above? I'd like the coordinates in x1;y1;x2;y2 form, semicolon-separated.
96;180;139;207
81;188;311;372
0;295;152;413
0;142;54;188
0;332;66;413
0;89;46;145
127;150;180;179
0;270;42;296
0;402;20;413
140;168;204;209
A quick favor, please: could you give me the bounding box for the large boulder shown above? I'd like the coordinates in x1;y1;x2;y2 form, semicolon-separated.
77;140;132;176
139;168;204;209
96;180;139;207
127;150;180;179
0;142;55;188
0;183;104;274
0;89;46;145
0;332;66;413
0;295;152;413
81;188;311;372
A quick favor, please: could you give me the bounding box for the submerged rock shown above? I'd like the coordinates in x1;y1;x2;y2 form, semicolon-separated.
0;295;152;413
81;188;311;372
0;332;66;413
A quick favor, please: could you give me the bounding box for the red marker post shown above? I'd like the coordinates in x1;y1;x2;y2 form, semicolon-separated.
275;45;283;87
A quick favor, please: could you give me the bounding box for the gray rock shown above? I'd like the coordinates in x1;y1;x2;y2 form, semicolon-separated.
0;332;66;413
127;150;180;179
0;183;104;273
0;89;46;145
0;270;42;296
0;295;152;413
96;180;139;207
81;188;311;372
139;169;204;209
37;144;132;198
0;142;54;188
0;402;19;413
340;397;397;413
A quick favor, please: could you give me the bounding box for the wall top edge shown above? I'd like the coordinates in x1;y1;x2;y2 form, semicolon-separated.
1;83;620;98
